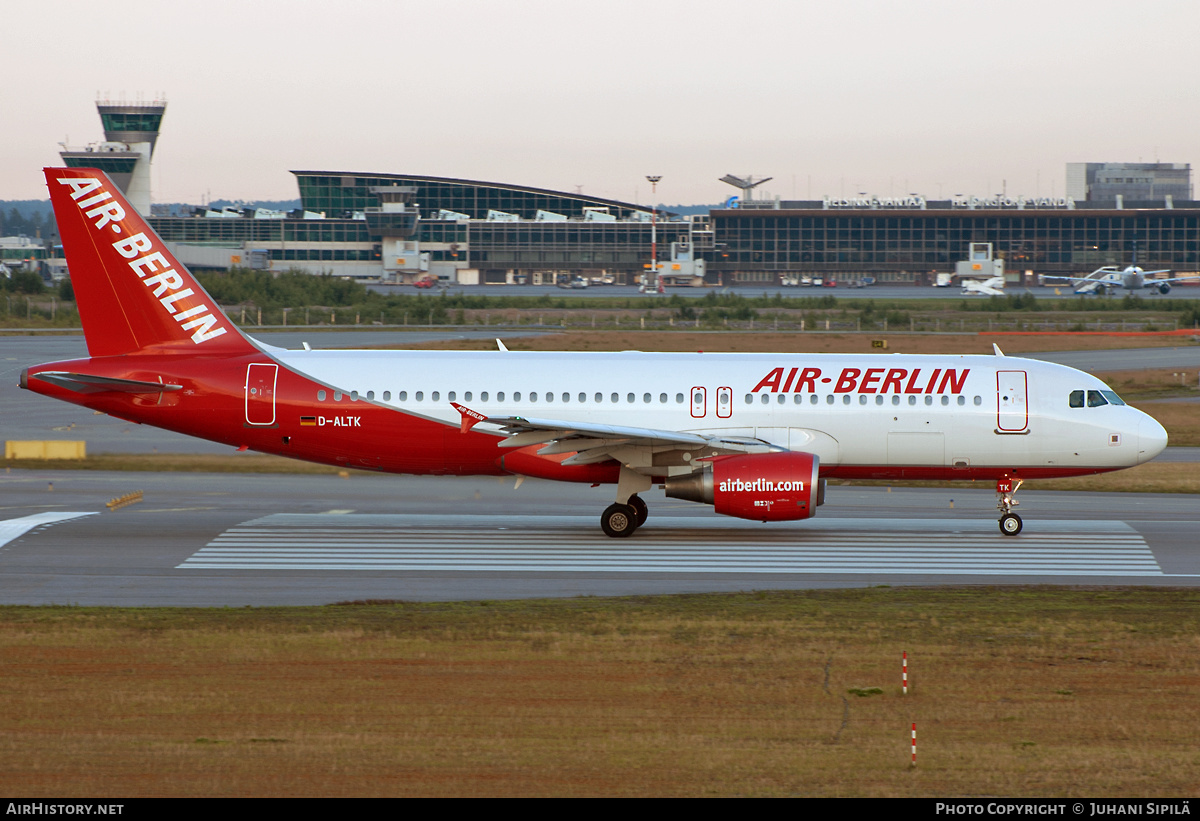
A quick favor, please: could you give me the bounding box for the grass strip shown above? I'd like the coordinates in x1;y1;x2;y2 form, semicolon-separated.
1;587;1196;797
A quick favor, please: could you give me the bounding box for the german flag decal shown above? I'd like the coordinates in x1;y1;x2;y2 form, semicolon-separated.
300;416;317;426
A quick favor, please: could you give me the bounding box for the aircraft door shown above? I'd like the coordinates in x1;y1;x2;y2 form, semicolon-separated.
245;363;278;426
690;386;706;418
716;386;732;418
996;370;1028;432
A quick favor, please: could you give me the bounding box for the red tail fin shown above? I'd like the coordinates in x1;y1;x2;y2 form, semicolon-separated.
46;167;256;357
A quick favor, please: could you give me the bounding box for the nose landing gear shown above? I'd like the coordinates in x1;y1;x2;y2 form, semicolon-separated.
997;475;1023;536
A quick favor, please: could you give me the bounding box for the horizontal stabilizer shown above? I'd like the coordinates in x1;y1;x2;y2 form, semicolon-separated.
30;371;182;394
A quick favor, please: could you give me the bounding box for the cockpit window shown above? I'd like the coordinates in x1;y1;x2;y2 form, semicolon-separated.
1069;390;1085;408
1087;390;1108;407
1100;390;1126;406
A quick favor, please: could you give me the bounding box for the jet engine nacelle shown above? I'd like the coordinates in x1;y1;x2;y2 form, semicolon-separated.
664;452;823;522
1157;282;1171;295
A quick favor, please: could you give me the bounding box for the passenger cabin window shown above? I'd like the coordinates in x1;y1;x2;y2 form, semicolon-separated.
317;390;326;401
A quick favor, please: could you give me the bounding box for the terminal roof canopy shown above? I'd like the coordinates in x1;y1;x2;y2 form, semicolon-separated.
292;172;673;220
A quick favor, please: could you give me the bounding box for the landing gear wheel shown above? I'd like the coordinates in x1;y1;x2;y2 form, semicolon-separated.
601;503;638;538
999;513;1023;536
628;494;648;527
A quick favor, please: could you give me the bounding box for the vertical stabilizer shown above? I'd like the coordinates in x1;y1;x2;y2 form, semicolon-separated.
45;167;255;357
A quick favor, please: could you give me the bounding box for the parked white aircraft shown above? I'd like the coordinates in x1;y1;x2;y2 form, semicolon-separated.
961;276;1005;296
21;168;1169;539
1070;265;1198;295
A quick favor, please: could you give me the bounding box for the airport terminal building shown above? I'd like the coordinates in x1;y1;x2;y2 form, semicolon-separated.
56;101;1200;287
150;171;707;286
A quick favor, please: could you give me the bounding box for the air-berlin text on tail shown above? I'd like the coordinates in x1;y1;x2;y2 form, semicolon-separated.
752;366;970;394
55;176;227;345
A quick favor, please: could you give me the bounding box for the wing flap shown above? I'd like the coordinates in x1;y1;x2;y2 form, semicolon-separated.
485;414;712;448
451;403;782;468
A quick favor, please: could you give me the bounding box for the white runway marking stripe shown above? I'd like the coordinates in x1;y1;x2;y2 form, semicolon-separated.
178;514;1164;576
0;512;97;549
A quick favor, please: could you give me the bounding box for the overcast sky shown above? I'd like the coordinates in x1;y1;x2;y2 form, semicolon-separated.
5;0;1197;206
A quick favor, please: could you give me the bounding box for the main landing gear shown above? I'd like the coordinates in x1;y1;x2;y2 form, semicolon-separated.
997;474;1023;536
601;493;648;538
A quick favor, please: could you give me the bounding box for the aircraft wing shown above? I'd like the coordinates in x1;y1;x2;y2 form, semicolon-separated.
452;403;781;465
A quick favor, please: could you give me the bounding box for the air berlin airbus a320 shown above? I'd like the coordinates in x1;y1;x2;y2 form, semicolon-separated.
22;168;1168;537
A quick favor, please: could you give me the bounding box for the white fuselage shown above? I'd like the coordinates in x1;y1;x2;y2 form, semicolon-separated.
269;348;1166;475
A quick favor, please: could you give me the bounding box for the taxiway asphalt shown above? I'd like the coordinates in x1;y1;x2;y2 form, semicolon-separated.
0;470;1196;606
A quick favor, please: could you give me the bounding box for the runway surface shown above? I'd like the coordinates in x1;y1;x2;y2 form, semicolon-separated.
184;513;1158;576
0;471;1196;606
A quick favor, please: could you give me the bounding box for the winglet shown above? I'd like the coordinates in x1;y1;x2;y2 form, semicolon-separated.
993;343;1005;357
452;402;488;433
497;339;509;352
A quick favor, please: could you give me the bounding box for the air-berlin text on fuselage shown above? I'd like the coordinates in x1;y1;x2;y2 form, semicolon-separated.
55;177;227;345
752;366;970;394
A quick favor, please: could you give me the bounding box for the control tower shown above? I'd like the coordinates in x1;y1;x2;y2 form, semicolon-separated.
59;98;166;215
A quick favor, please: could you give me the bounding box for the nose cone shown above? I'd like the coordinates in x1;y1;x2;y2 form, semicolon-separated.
1137;413;1169;464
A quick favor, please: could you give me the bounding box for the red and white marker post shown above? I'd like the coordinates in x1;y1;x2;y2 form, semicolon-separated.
903;651;908;695
911;722;917;766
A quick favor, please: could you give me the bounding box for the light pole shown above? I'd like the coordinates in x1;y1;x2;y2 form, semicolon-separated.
646;176;661;292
